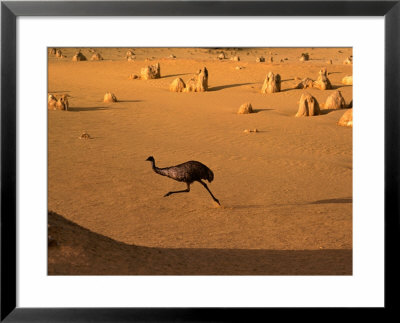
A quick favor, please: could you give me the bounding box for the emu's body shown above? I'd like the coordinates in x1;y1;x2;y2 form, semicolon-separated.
146;156;220;205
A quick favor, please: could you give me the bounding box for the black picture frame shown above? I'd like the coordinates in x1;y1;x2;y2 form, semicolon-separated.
1;0;399;321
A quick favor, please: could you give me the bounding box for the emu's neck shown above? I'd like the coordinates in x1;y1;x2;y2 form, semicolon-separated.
150;160;169;177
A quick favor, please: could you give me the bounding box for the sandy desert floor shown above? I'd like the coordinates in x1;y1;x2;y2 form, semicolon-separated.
48;47;352;275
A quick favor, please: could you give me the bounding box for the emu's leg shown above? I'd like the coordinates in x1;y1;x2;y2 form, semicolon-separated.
164;183;190;197
198;180;220;205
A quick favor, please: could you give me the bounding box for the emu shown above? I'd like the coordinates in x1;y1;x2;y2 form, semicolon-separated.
146;156;220;205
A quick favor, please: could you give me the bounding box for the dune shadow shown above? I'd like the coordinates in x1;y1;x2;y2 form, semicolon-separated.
48;211;352;276
308;197;352;205
209;82;255;92
269;196;353;208
68;107;109;112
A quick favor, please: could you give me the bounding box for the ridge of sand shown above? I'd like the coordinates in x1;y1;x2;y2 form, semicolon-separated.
48;211;352;275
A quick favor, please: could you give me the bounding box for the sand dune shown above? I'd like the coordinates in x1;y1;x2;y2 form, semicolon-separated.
48;47;352;275
48;211;351;275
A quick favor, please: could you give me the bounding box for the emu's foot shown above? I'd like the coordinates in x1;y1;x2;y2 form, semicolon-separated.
164;192;171;197
214;199;221;206
212;201;222;208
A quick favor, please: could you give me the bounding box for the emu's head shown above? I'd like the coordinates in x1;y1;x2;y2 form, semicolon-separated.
146;156;155;162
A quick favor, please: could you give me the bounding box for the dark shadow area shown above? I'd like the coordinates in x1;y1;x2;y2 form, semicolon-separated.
117;100;143;103
327;72;342;75
253;108;274;113
280;88;295;93
225;204;264;209
269;195;353;208
320;108;339;115
308;197;352;205
162;73;190;78
48;211;352;276
331;84;352;90
67;107;109;112
320;107;351;115
209;82;255;91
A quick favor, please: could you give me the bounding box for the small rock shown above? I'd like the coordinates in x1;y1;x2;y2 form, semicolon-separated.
244;128;259;133
217;52;226;60
343;56;352;65
126;49;135;58
237;102;253;114
299;53;309;61
79;131;92;139
103;92;118;103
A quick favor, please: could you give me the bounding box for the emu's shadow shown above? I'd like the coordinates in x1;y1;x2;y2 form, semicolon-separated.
209;82;255;92
48;211;352;276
